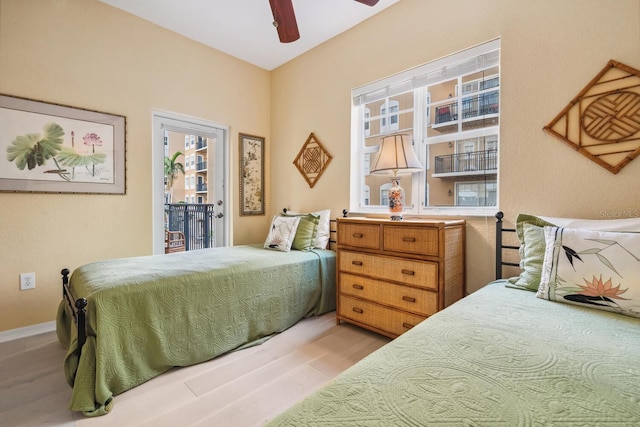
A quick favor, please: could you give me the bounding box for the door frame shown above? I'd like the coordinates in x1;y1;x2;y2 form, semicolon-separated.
152;110;231;254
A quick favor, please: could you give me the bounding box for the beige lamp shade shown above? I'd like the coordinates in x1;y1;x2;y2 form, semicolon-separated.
370;134;423;176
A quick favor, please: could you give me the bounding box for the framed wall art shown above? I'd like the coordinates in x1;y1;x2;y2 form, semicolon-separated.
0;94;126;194
239;133;265;215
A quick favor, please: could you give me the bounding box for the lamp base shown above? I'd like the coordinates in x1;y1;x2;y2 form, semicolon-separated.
388;177;404;221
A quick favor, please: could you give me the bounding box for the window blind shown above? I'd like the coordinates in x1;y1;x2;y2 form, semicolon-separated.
353;39;500;106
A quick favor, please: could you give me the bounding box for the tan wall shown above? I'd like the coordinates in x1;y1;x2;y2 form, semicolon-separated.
0;0;271;331
269;0;640;294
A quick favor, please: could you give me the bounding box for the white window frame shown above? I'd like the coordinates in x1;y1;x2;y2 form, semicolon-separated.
350;39;500;216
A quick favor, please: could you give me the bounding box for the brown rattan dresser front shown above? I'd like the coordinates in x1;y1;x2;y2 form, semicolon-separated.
336;217;465;338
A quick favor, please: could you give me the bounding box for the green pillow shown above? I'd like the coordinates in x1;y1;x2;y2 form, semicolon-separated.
506;222;549;291
505;214;557;292
282;213;320;251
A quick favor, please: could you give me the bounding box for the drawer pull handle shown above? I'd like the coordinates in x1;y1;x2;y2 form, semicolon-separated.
352;261;363;266
353;307;364;314
401;269;415;276
402;322;415;329
352;284;364;290
352;233;364;238
402;237;416;242
402;296;416;303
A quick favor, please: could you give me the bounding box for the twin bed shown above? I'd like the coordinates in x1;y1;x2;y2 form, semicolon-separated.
57;211;640;423
266;212;640;425
57;211;337;416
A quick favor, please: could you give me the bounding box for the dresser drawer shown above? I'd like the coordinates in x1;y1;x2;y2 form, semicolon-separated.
339;295;426;337
383;225;439;256
340;273;437;316
339;251;438;290
338;222;380;250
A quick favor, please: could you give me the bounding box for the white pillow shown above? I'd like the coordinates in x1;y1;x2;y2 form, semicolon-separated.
285;209;331;249
537;214;640;231
538;226;640;318
264;216;301;252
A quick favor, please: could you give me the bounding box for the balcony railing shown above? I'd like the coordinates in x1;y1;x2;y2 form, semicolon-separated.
196;161;207;171
434;149;498;175
196;140;207;150
165;204;215;250
196;183;207;192
434;90;499;125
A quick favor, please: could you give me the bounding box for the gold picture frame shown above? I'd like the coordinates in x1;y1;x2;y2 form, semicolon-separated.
0;94;126;194
239;133;265;215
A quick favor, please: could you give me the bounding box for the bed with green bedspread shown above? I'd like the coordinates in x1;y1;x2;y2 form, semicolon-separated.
56;244;335;417
267;281;640;426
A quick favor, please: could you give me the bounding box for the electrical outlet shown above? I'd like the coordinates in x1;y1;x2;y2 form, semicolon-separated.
20;272;36;290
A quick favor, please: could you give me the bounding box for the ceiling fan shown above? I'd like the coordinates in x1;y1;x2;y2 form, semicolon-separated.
269;0;380;43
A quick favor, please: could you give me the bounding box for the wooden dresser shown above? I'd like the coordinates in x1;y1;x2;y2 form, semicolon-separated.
336;217;465;338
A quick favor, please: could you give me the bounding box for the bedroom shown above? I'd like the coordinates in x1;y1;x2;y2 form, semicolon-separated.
1;0;639;424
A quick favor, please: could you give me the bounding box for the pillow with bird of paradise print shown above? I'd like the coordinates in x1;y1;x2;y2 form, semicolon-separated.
537;226;640;318
507;213;640;292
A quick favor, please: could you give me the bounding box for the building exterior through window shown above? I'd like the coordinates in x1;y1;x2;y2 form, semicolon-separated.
165;131;211;204
352;39;500;216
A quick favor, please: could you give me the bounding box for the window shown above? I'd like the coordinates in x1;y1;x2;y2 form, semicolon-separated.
380;100;400;133
351;39;500;216
364;108;371;137
380;182;391;206
456;181;497;206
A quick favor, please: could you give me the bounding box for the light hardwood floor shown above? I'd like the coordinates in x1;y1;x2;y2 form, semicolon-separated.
0;312;389;427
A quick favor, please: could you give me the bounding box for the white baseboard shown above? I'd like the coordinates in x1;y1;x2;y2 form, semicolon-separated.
0;321;56;343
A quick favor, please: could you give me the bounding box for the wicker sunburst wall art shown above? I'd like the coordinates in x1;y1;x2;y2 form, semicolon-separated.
293;132;333;188
543;60;640;174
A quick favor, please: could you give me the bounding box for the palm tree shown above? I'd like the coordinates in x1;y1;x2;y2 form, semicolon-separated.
164;151;185;203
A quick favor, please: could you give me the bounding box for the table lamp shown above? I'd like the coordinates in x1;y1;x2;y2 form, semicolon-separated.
370;134;423;220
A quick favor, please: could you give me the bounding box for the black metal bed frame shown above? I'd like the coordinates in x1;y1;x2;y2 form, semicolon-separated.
61;268;87;352
495;211;519;279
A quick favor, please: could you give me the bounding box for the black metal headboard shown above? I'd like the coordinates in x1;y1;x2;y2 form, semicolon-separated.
281;208;349;250
495;211;519;280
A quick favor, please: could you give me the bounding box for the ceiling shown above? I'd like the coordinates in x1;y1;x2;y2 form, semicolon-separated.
98;0;400;71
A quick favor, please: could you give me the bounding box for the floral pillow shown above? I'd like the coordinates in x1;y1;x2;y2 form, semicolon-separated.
506;213;640;292
264;216;300;252
537;226;640;318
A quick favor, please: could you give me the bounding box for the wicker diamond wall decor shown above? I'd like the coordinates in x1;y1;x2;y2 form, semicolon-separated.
293;132;333;188
543;60;640;174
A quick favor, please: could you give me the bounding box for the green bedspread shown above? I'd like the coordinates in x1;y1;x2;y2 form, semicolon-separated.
56;244;335;416
267;281;640;426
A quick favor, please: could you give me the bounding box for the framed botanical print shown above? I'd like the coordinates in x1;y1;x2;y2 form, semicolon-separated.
0;94;126;194
239;133;265;215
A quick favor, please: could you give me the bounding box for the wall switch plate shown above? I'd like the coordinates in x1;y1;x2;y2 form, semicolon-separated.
20;272;36;290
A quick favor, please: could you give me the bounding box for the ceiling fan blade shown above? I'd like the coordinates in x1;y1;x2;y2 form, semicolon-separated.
269;0;300;43
354;0;380;6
